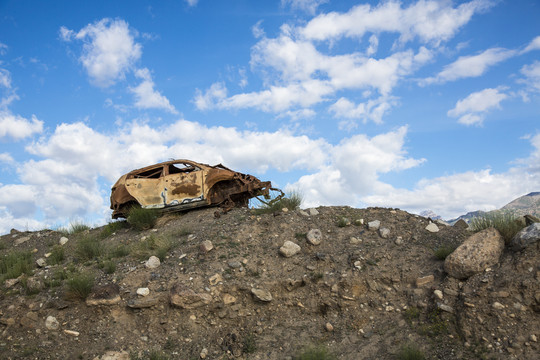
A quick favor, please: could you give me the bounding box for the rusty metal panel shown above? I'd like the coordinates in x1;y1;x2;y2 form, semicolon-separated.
164;169;205;206
125;178;165;208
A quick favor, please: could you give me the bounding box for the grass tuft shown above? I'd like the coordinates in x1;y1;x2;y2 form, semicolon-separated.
0;250;33;282
132;235;176;261
398;343;425;360
75;235;103;261
100;220;129;239
48;245;65;265
254;190;303;214
58;221;91;235
127;207;159;231
469;211;526;244
295;345;337;360
434;244;457;260
66;272;94;300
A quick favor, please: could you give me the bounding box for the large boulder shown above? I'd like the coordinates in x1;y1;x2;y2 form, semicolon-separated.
444;228;504;280
511;222;540;251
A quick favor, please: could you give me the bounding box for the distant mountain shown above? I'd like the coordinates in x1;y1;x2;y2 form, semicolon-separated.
449;192;540;224
501;192;540;216
419;210;441;220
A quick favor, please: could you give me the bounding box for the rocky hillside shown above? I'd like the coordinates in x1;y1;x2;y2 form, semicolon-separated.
501;192;540;217
0;206;539;360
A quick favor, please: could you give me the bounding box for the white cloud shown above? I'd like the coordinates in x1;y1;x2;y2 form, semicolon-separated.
282;0;328;14
0;42;7;55
185;0;199;7
63;18;142;87
329;96;396;127
523;35;540;53
0;111;44;139
130;68;178;113
447;87;508;126
0;152;14;164
519;61;540;92
301;0;493;44
0;68;11;88
424;47;515;84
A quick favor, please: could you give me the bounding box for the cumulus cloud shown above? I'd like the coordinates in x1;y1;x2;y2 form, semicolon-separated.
185;0;199;6
447;87;508;125
329;96;397;127
130;68;178;113
301;0;493;44
0;152;14;164
424;47;515;84
61;18;142;87
282;0;328;14
0;68;11;88
0;111;44;140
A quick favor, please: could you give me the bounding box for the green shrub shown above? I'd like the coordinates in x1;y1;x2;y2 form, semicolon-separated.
108;244;130;259
132;235;175;261
127;207;159;230
469;211;526;244
101;260;116;274
75;235;103;261
243;333;257;354
0;250;33;282
58;221;91;235
434;244;457;260
337;217;350;227
100;220;129;239
254;190;303;214
295;345;337;360
66;272;94;300
48;245;65;265
398;343;425;360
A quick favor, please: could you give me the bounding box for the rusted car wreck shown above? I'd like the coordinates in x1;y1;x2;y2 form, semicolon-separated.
110;159;278;219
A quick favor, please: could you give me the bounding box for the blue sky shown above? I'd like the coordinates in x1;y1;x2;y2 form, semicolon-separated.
0;0;539;233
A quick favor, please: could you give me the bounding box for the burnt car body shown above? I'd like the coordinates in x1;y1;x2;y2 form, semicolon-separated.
110;159;275;219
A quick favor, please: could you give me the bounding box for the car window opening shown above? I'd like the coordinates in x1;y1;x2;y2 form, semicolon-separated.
133;167;163;179
169;164;197;174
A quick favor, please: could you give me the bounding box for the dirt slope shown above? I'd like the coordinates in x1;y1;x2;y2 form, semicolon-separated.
0;206;538;360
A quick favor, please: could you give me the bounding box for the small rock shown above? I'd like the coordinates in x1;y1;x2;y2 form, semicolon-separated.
137;287;150;296
425;223;439;233
228;260;242;269
45;316;60;330
209;274;223;286
86;284;121;306
14;236;30;246
368;220;380;231
59;236;68;245
307;208;319;216
4;277;20;288
511;223;540;250
145;256;161;269
306;229;323;245
453;219;469;229
433;290;443;300
223;294;236;305
36;258;46;267
251;288;272;302
350;237;362;244
298;210;309;216
279;241;301;257
99;351;130;360
416;275;434;287
379;228;390;239
200;348;208;359
354;219;364;226
394;236;403;245
127;296;160;309
170;283;212;309
438;303;454;313
492;302;505;310
325;322;334;332
530;334;537;342
64;329;80;337
199;240;214;253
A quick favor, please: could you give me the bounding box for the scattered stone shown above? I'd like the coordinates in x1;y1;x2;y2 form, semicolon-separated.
223;294;236;305
86;284;121;306
368;220;380;231
492;302;505;310
4;277;20;288
99;351;130;360
437;303;454;313
530;334;537;342
145;256;161;269
199;240;214;253
14;236;30;246
127;296;160;309
251;288;272;302
350;237;362;244
511;222;540;251
64;329;80;337
425;223;439;233
416;275;434;287
379;228;390;239
325;322;334;332
170;283;212;309
209;274;223;286
59;236;69;245
453;219;469;229
434;290;443;300
45;316;60;330
394;236;403;245
36;258;46;267
26;277;42;292
354;219;364;226
307;208;319;216
228;260;242;269
137;287;150;296
444;228;505;279
200;348;208;359
279;241;301;257
306;229;322;245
